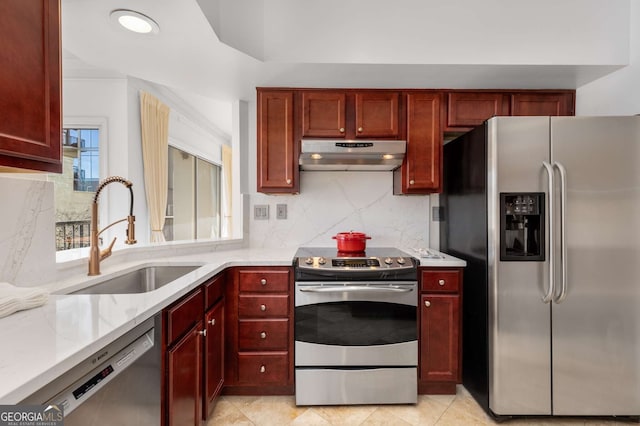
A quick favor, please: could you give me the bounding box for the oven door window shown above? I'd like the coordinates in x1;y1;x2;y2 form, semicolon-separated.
295;301;416;346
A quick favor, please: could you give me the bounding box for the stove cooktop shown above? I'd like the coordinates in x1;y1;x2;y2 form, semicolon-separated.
294;247;418;279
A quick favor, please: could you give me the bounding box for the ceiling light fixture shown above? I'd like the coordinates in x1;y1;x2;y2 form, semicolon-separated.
110;9;160;34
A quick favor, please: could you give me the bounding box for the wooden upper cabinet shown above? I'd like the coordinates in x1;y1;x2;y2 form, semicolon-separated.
446;92;508;129
394;92;441;194
302;91;346;138
257;90;298;193
0;0;62;173
355;92;400;138
511;92;574;116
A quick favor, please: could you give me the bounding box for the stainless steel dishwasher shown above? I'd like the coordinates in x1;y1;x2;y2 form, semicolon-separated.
21;315;162;425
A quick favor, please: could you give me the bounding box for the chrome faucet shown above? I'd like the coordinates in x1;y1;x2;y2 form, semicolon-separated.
88;176;137;276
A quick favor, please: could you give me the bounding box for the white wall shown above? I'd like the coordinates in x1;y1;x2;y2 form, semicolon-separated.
576;2;640;115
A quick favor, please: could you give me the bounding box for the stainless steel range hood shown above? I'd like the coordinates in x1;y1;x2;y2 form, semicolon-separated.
299;139;406;171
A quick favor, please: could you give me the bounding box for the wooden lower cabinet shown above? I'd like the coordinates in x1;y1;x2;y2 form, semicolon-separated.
418;268;463;394
224;266;294;395
167;323;203;426
163;274;225;426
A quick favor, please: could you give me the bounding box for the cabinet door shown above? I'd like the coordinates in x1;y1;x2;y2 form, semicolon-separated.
204;301;224;419
511;93;574;116
420;294;459;383
355;92;399;138
395;92;441;194
167;324;203;426
257;90;297;193
447;92;508;128
0;0;61;172
302;91;346;137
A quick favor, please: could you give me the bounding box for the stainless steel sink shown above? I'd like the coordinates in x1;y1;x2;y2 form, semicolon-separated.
70;265;202;295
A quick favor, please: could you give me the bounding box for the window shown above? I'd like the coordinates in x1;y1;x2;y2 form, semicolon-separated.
50;127;100;251
164;146;221;241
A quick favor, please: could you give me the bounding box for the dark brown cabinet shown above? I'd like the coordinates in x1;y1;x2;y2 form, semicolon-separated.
419;268;463;394
203;276;225;419
511;92;575;116
257;90;298;193
446;92;509;129
0;0;62;173
301;90;399;140
224;267;294;394
301;91;346;138
163;274;225;425
164;288;205;426
394;92;441;194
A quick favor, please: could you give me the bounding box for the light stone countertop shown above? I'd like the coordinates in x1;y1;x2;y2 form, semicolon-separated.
0;246;464;404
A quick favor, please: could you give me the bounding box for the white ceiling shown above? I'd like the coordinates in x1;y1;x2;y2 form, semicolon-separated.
62;0;628;137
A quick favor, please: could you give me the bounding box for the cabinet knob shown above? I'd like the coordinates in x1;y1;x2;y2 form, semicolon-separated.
198;329;207;336
208;318;216;326
260;278;267;286
424;300;431;307
438;279;445;286
409;180;415;185
260;365;266;373
357;127;363;132
339;127;345;133
260;304;267;312
286;179;292;184
260;331;267;339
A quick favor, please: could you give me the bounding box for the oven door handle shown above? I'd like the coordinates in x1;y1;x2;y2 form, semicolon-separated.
299;285;414;293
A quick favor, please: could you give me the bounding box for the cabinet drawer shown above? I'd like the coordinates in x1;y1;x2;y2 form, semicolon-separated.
205;274;224;310
238;319;289;351
237;352;289;384
238;294;289;318
421;270;460;293
165;288;204;345
238;269;290;293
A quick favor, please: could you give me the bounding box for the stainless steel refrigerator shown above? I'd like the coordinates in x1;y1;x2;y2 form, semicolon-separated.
440;116;640;419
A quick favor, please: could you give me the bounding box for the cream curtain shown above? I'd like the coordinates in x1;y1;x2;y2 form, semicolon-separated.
140;91;170;243
221;144;233;238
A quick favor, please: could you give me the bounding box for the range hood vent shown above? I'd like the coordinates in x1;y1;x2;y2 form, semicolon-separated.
299;139;406;171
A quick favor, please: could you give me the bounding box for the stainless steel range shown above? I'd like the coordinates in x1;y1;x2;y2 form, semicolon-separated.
293;247;418;406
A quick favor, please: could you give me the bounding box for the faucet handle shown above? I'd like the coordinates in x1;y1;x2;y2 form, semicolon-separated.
100;237;117;261
126;215;137;245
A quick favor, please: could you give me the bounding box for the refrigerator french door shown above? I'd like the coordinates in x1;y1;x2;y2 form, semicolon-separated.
441;116;640;419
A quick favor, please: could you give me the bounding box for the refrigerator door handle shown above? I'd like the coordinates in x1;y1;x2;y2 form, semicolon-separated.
542;161;555;303
554;161;568;303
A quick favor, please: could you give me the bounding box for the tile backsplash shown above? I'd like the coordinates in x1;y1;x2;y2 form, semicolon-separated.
0;176;56;286
249;172;431;249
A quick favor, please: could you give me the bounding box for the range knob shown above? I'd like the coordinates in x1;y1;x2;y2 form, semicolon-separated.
384;257;393;265
304;257;314;265
397;257;406;265
318;257;327;265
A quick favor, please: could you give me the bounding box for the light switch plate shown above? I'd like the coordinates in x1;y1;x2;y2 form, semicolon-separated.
254;205;269;220
276;204;287;220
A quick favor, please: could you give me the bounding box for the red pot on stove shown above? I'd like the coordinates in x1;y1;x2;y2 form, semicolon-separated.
332;231;371;253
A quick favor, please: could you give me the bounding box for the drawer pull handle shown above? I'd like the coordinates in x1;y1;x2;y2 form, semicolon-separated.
260;304;267;312
260;278;267;286
339;127;345;133
425;300;431;307
198;329;207;337
438;279;445;286
260;331;267;339
208;319;216;326
260;365;266;373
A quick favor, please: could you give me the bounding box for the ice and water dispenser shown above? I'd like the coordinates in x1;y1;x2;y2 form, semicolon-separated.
500;193;545;261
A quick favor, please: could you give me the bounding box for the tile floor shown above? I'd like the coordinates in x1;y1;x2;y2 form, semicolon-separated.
208;386;635;425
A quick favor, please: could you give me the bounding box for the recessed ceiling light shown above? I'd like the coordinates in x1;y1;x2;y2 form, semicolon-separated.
110;9;160;34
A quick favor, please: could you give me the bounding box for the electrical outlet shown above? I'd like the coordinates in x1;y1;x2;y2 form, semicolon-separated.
276;204;287;220
254;205;269;220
